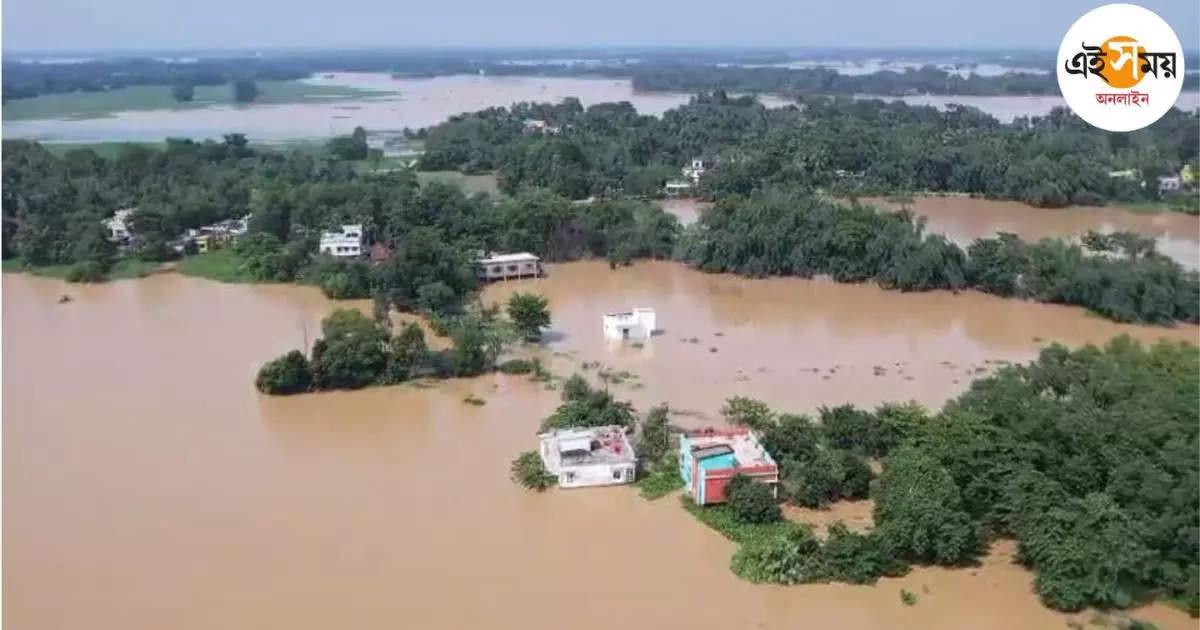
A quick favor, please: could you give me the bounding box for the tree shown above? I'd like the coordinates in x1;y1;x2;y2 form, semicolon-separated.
171;82;194;102
541;376;635;431
386;322;428;382
255;350;313;394
232;79;259;103
326;126;369;160
873;447;982;565
637;404;671;465
510;451;556;491
309;309;389;390
726;474;781;524
506;292;550;342
721;396;775;430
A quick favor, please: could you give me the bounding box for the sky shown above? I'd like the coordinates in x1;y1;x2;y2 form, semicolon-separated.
3;0;1198;53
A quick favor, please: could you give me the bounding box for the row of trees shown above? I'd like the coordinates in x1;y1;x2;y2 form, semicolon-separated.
418;93;1198;207
677;190;1199;324
707;337;1198;614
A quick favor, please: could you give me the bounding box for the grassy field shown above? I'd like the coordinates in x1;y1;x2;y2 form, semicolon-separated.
2;257;164;281
172;250;257;283
3;80;399;122
416;170;501;195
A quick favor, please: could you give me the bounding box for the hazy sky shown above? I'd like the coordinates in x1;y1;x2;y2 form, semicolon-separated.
3;0;1198;52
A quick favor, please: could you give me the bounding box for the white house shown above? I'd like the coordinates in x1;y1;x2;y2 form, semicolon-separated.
1158;175;1182;194
477;252;542;280
538;425;636;488
319;224;364;258
102;208;135;242
682;158;706;184
602;308;656;340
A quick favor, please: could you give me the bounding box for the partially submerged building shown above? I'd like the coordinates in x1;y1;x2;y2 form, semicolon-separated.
102;208;135;243
679;428;779;505
477;252;542;280
538;426;636;488
602;308;656;340
319;224;365;258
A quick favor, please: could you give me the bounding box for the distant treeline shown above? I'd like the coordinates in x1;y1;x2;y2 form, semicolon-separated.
630;64;1200;96
12;48;1193;102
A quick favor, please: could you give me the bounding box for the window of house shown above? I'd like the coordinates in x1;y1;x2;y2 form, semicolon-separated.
507;264;518;272
612;470;622;481
564;472;575;482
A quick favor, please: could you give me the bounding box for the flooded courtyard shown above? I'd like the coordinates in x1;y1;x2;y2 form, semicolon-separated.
4;262;1196;629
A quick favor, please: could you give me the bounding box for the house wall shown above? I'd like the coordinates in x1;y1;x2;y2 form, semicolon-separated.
556;462;635;488
700;465;779;505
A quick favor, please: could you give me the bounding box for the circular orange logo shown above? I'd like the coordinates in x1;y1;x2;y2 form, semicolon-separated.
1097;35;1146;88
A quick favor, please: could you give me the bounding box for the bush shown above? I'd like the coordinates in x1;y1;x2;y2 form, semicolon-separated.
731;527;826;584
497;358;535;374
65;260;106;282
510;451;555;491
636;404;671;465
726;474;781;524
255;350;313;395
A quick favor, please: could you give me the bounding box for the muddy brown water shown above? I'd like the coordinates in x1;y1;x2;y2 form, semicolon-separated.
4;265;1196;629
661;196;1200;268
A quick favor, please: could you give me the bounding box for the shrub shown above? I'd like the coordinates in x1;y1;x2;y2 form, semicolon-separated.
65;260;106;282
498;358;535;374
510;451;556;491
726;474;781;524
255;350;313;395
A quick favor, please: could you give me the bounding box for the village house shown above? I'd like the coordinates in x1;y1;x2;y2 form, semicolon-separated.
522;119;560;134
102;208;135;243
602;308;656;340
319;224;365;258
679;428;779;505
1158;175;1182;194
682;158;706;184
538;425;636;488
476;252;542;280
184;214;251;253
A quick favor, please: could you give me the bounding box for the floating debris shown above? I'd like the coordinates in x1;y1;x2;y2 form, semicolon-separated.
821;375;832;381
709;347;718;353
714;332;725;337
904;376;915;381
58;294;72;304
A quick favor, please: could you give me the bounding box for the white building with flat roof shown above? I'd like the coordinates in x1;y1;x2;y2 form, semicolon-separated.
477;252;542;280
538;426;636;488
102;208;135;242
603;308;656;340
319;224;364;258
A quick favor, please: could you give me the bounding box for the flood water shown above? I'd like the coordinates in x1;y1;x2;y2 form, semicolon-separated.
5;263;1196;629
663;196;1200;269
854;91;1200;122
1;73;791;143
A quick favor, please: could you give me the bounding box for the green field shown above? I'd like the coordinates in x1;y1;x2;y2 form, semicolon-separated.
3;80;399;122
415;171;501;195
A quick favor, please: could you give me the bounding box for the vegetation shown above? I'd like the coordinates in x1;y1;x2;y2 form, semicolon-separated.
416;92;1197;208
685;338;1200;614
725;474;781;524
679;191;1199;325
254;309;513;395
232;79;260;103
506;293;551;342
539;375;635;432
510;451;556;491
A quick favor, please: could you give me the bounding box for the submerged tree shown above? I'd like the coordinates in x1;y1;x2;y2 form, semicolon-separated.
506;292;550;342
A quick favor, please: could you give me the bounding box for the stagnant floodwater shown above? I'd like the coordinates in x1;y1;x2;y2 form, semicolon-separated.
4;264;1196;629
664;197;1200;269
1;73;791;143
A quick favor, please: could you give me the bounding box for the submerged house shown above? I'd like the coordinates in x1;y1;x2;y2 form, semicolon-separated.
602;308;656;340
476;252;543;281
538;426;636;488
679;428;779;505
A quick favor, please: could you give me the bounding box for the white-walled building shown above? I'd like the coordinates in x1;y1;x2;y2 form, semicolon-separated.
682;158;706;184
602;308;657;340
102;208;135;242
319;224;365;258
477;252;542;280
538;426;636;488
